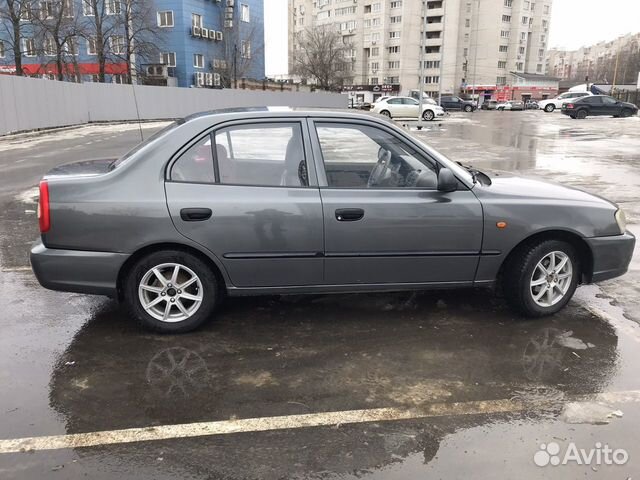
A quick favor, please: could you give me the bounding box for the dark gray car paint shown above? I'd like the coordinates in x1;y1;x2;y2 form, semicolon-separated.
30;109;634;299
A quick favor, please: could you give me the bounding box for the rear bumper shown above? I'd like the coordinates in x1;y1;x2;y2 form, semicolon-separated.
30;239;129;297
586;232;635;282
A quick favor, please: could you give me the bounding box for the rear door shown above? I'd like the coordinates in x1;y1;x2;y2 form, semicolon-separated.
386;97;404;116
601;96;621;116
165;118;324;288
308;119;484;286
402;97;420;117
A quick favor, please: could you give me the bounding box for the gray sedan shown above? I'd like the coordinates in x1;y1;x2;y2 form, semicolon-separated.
30;108;635;333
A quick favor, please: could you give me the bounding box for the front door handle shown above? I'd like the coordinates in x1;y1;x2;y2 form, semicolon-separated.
180;208;212;222
335;208;364;222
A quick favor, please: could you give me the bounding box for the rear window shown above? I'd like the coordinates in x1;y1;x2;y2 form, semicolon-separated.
109;120;184;171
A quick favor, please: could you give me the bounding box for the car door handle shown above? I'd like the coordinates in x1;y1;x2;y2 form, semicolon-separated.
335;208;365;222
180;208;212;222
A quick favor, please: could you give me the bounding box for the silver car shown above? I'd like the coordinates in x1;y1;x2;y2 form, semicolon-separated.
31;108;634;333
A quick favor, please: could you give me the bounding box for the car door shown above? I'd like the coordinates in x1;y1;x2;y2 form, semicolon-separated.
308;118;484;286
385;97;404;116
601;96;621;116
441;96;452;109
583;96;604;115
402;97;420;117
165;119;324;288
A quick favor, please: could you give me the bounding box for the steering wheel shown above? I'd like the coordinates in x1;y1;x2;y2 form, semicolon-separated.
368;147;391;187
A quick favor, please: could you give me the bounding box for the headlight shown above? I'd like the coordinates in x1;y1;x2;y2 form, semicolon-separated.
615;209;627;233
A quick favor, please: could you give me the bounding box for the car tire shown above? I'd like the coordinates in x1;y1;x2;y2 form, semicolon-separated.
503;240;580;318
422;110;435;121
544;104;555;112
380;110;391;118
124;249;220;333
621;108;633;118
498;107;503;111
576;109;588;119
464;105;473;112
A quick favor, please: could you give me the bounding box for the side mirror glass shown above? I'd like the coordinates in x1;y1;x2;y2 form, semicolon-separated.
437;168;457;192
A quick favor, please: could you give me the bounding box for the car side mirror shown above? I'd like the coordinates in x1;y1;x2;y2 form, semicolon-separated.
437;168;457;192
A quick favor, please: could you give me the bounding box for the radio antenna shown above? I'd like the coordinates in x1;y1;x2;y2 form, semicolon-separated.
130;79;144;142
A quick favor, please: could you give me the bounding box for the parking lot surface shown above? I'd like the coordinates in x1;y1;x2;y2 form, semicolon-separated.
1;111;640;479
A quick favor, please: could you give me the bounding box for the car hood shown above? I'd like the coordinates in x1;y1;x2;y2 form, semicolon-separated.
474;170;616;207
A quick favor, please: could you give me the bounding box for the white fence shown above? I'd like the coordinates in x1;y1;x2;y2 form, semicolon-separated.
0;75;347;135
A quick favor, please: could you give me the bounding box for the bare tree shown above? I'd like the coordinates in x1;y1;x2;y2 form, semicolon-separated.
117;0;161;83
80;0;118;82
290;25;353;90
31;0;84;81
0;0;34;75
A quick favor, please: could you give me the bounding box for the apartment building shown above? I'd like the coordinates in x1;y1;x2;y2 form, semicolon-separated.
288;0;554;101
0;0;265;88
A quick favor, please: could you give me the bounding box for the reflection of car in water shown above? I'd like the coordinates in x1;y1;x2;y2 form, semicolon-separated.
481;100;499;110
49;292;618;477
497;101;524;111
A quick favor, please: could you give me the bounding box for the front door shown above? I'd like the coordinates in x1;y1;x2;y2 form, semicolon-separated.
309;119;484;286
402;97;420;118
165;119;324;288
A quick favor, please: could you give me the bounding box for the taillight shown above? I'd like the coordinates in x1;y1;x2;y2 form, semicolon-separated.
38;180;50;233
566;103;574;109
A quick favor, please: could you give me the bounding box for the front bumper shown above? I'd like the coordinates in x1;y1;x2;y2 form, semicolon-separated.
586;232;635;282
30;239;130;297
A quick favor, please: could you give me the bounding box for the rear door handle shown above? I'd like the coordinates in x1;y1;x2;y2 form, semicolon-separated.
335;208;364;222
180;208;212;222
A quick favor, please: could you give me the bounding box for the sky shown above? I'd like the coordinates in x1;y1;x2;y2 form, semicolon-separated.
264;0;640;76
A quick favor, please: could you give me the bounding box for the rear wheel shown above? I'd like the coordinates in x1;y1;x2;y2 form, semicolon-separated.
621;108;633;118
503;240;579;317
124;250;219;333
380;110;391;118
422;109;435;121
576;109;588;119
544;104;555;112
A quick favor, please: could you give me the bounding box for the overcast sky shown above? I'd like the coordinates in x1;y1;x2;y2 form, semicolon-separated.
264;0;640;76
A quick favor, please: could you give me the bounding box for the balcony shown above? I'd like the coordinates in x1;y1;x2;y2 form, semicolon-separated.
425;22;442;32
424;38;442;47
426;8;444;18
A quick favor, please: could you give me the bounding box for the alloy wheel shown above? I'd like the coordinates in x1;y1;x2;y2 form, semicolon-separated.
138;263;204;322
529;251;573;307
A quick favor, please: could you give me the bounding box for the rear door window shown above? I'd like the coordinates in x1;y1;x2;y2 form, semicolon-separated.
171;134;215;183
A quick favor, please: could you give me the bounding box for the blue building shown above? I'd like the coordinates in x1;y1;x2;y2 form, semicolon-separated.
0;0;265;88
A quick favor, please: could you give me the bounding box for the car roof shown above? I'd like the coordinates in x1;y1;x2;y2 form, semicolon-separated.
183;106;394;124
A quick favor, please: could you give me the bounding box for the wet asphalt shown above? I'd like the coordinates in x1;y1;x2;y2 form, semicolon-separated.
1;112;640;479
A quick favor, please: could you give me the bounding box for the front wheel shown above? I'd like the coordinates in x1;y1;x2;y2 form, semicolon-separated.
380;110;391;118
621;108;634;118
544;104;555;112
464;105;473;112
422;109;435;121
503;240;579;317
124;250;220;333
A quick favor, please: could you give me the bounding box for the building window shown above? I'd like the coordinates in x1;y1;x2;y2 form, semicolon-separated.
110;35;125;55
388;60;400;69
336;6;357;16
504;0;512;6
538;48;544;57
519;46;525;54
372;2;381;12
390;15;401;24
20;3;34;20
496;76;507;85
390;1;402;8
372;17;380;26
41;0;55;18
106;0;121;15
536;63;542;72
370;61;379;71
542;19;548;29
371;47;379;56
192;13;203;28
23;38;36;57
544;5;550;14
317;0;329;6
241;3;250;22
386;76;399;83
371;32;380;41
65;36;78;55
523;1;530;8
465;18;470;27
531;2;536;10
502;15;510;22
423;60;440;68
540;34;546;42
501;30;510;38
499;45;508;52
498;60;507;69
160;52;176;67
0;40;4;58
241;40;251;59
61;0;74;17
82;0;95;16
389;31;400;39
424;76;439;84
369;77;379;85
388;46;400;54
425;45;440;54
193;53;204;68
521;16;528;24
157;11;174;27
317;10;330;20
516;62;523;70
87;37;97;55
463;47;468;56
43;36;56;56
521;31;527;40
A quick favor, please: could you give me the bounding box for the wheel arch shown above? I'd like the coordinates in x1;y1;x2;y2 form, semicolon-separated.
116;242;228;301
497;229;594;285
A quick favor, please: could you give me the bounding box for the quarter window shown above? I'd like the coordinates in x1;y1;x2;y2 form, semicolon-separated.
172;135;215;183
214;123;309;187
315;123;437;189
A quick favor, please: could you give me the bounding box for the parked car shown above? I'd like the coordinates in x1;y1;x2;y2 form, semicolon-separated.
31;108;635;332
481;100;499;110
440;96;477;112
538;91;592;113
525;100;539;110
371;96;445;120
561;95;639;119
497;101;524;111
